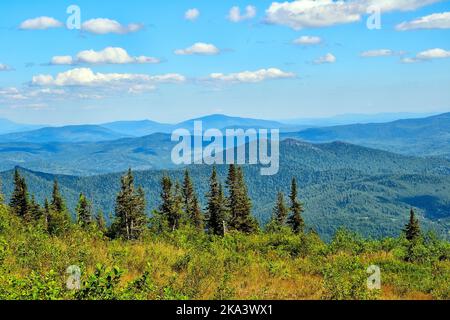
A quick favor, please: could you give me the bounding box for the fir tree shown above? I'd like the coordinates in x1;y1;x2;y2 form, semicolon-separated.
190;193;204;230
159;175;176;231
47;179;71;235
51;179;67;214
273;192;288;226
29;195;43;221
113;169;148;240
95;210;107;233
287;178;305;234
9;169;30;220
182;170;203;229
226;166;258;233
403;208;421;242
0;176;4;205
76;193;93;228
206;167;228;236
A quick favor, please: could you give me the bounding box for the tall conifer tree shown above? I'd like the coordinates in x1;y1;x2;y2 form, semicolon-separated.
206;167;228;236
287;178;305;234
9;169;30;220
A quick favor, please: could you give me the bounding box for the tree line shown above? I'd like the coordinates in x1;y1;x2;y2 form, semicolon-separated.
0;166;421;244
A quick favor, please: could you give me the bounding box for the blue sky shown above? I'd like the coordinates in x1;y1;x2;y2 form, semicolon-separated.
0;0;449;125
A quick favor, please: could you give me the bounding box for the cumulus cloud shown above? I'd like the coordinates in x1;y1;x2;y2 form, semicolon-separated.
175;43;220;55
228;5;257;22
32;68;186;87
50;47;159;65
265;0;443;30
396;12;450;31
401;48;450;63
293;35;322;45
314;53;336;64
360;49;395;57
209;68;295;83
185;8;200;21
19;16;63;30
81;18;143;34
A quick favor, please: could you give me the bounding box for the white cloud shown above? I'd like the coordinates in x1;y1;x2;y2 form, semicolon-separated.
228;5;257;22
314;53;336;64
19;16;63;30
401;57;421;64
396;12;450;31
50;56;74;65
50;47;159;65
293;35;322;45
32;68;186;87
0;63;13;71
76;47;159;64
185;8;200;21
416;48;450;59
175;43;220;55
360;49;394;57
209;68;295;83
401;48;450;63
265;0;443;30
81;18;143;34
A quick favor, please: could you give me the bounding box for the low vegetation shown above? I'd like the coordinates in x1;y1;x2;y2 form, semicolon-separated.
0;167;449;300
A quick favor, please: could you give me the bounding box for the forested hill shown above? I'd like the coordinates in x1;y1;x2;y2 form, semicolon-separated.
285;112;450;157
1;139;449;240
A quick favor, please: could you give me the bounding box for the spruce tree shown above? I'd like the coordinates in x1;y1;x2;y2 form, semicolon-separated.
182;170;203;230
206;167;228;236
95;210;107;233
47;179;71;235
227;166;258;233
287;178;305;234
51;180;67;214
114;169;147;240
159;175;177;231
190;193;204;230
0;177;4;205
273;192;288;226
76;193;92;228
403;208;421;242
9;169;30;220
29;195;43;221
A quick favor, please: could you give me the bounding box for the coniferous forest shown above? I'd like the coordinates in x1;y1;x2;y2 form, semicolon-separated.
0;167;449;300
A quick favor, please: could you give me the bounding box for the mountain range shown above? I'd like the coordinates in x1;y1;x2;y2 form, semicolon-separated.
0;112;449;239
1;139;449;240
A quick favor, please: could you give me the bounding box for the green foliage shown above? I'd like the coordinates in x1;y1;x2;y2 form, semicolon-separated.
111;169;147;240
322;254;379;300
76;264;123;300
206;167;228;236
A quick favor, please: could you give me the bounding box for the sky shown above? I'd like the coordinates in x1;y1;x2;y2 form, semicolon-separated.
0;0;450;125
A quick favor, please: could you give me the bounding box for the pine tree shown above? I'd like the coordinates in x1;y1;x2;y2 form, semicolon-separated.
182;170;203;230
9;169;30;220
206;167;228;236
113;169;148;240
287;178;305;234
273;192;288;226
226;166;258;233
76;193;92;228
403;208;421;242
